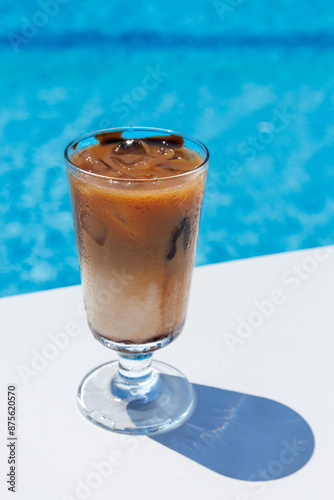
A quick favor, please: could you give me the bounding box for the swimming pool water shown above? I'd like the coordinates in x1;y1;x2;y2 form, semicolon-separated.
1;0;334;297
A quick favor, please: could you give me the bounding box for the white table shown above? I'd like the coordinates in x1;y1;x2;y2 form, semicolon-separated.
1;246;334;499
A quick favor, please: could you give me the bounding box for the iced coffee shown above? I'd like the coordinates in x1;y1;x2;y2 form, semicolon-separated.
67;129;207;349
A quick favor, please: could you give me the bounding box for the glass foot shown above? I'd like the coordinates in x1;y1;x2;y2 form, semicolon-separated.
77;360;195;435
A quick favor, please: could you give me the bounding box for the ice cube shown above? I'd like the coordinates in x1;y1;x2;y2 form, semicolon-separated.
157;146;175;160
170;150;194;161
81;211;108;246
109;150;157;177
108;157;137;178
166;217;191;260
75;150;113;175
113;139;151;155
159;164;184;174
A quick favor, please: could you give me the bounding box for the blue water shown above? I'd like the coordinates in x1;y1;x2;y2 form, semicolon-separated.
1;1;334;297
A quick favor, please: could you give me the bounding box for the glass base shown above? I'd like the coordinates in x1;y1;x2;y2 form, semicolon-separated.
91;323;184;354
77;360;195;435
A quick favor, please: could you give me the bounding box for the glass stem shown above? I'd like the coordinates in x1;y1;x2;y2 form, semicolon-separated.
111;353;160;402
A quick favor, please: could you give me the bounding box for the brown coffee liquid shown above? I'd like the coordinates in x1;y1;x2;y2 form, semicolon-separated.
68;133;207;347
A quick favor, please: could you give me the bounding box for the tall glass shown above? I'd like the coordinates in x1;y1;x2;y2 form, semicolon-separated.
65;127;209;434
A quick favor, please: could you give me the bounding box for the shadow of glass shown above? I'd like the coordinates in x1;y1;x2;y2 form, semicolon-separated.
151;382;314;481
